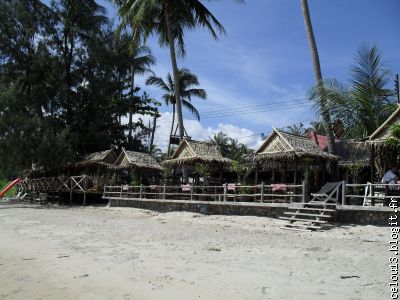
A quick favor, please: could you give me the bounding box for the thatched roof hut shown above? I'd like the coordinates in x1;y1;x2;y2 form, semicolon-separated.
113;148;162;171
254;129;337;165
77;149;117;167
164;139;231;167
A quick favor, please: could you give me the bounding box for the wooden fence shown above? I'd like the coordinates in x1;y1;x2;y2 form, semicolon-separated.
103;182;306;204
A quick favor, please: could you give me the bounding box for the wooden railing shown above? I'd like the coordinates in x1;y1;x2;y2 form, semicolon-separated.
103;182;306;204
345;182;400;206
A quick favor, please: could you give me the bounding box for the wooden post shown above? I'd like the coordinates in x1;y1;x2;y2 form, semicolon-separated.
219;163;223;185
139;184;143;199
163;184;166;200
301;180;306;203
69;178;73;206
223;183;227;202
83;177;87;207
190;185;194;201
370;145;375;206
260;181;264;203
255;162;259;185
341;180;346;205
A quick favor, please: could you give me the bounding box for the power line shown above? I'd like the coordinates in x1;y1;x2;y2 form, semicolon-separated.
157;103;311;124
157;98;310;122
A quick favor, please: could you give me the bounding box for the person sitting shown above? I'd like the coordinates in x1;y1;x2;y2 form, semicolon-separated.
382;164;399;191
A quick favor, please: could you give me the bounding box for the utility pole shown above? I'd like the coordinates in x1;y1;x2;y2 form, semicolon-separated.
395;74;399;103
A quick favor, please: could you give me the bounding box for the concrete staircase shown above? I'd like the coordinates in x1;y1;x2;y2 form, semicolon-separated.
280;201;337;232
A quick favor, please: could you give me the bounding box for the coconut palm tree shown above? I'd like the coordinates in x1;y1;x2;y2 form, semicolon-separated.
146;68;207;155
115;0;225;142
300;0;336;154
309;44;396;139
209;132;230;157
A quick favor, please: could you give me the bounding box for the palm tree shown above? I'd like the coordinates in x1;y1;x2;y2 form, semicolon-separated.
309;44;396;139
115;0;225;142
300;0;336;154
146;68;207;155
209;132;230;157
127;43;155;141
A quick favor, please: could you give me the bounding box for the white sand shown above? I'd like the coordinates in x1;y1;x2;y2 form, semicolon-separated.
0;203;388;299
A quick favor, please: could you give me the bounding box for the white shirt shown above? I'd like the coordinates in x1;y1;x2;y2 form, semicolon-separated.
382;170;398;184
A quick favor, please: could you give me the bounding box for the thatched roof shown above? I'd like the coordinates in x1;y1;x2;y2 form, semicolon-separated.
163;139;232;166
335;140;370;167
112;148;162;171
77;149;117;166
308;131;370;167
254;129;337;163
369;104;400;143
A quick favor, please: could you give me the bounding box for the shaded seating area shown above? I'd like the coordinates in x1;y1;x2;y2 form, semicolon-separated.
163;138;232;185
111;148;163;185
253;129;338;196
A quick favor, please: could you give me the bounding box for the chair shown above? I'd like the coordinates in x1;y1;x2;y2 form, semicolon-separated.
310;182;343;205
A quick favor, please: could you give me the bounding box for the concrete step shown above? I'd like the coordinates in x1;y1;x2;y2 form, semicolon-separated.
281;226;312;232
305;202;337;207
279;216;328;224
284;212;332;218
288;207;335;213
284;223;322;230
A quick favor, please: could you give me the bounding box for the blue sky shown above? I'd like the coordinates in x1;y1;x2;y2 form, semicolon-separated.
99;0;400;149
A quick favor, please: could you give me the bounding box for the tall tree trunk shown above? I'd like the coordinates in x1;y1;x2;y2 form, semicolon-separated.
149;114;157;154
167;103;176;158
165;4;184;141
128;64;135;142
301;0;336;155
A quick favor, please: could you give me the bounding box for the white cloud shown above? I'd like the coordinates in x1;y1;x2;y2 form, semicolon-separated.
127;112;263;151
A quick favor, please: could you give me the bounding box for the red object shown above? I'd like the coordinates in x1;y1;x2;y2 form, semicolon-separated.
308;131;329;151
0;178;21;197
181;184;192;192
271;184;287;192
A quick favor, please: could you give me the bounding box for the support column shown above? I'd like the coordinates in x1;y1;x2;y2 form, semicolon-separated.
370;145;375;206
255;162;259;185
69;179;73;206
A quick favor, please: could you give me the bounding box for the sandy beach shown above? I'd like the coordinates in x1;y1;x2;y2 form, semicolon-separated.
0;203;388;300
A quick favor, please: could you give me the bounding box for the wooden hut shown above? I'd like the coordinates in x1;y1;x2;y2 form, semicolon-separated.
77;149;117;168
112;148;163;185
163;139;231;184
73;149;118;187
253;129;337;186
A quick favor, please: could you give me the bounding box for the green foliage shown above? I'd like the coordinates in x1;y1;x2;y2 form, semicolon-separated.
209;132;253;163
130;172;140;186
387;124;400;149
116;0;225;58
0;0;159;176
232;160;251;185
146;68;206;120
309;44;396;139
195;164;211;180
